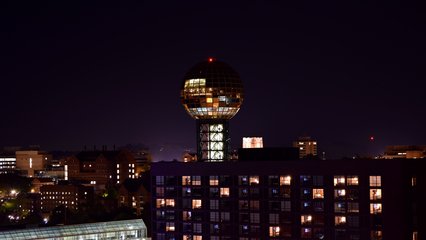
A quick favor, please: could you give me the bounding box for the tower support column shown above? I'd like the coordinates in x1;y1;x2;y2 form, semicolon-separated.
196;119;229;162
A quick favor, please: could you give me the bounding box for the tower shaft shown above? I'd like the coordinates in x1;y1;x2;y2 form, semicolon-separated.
196;119;230;162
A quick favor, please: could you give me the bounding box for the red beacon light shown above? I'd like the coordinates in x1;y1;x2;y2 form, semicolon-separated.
208;57;214;62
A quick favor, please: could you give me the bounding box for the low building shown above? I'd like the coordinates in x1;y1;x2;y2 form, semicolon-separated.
383;145;426;159
64;150;136;192
40;184;93;213
0;155;16;174
0;219;148;240
182;152;197;162
15;150;52;177
118;179;151;216
293;136;318;159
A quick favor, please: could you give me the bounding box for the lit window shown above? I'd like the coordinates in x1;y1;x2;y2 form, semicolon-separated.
412;177;417;187
334;202;346;213
239;176;248;185
313;189;324;199
165;199;175;207
220;188;230;197
301;215;313;225
192;176;201;185
156;199;165;208
182;176;191;185
370;203;382;214
301;228;312;238
249;176;259;185
192;199;202;209
371;230;383;240
269;226;280;237
334;176;345;186
334;189;346;198
369;176;381;187
210;176;219;186
165;222;175;232
370;189;382;200
280;175;291;185
413;231;418;240
347;176;359;185
335;216;346;226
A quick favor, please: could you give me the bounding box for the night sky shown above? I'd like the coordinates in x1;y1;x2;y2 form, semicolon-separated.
1;1;424;160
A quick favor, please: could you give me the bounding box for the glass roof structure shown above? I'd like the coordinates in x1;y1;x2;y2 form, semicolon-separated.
0;219;148;240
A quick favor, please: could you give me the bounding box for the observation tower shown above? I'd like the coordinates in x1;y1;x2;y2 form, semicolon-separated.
180;58;244;162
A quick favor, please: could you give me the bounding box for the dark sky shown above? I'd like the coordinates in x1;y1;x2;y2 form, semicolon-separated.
1;1;424;160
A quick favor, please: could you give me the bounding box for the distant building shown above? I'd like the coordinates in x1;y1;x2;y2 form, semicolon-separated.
118;179;151;216
64;150;136;192
0;219;148;240
242;137;264;149
182;152;197;162
31;177;55;193
15;150;52;177
151;158;422;240
40;183;93;213
293;136;318;159
0;155;16;174
383;145;426;159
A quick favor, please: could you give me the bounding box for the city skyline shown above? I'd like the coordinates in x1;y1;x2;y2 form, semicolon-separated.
1;1;423;159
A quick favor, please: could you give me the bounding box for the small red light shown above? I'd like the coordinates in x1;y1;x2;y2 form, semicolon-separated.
370;136;374;141
208;58;214;62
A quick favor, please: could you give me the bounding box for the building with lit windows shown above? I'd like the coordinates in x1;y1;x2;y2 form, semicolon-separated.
242;137;264;149
180;58;244;162
293;136;318;159
0;155;16;174
383;145;426;159
15;150;52;177
0;219;148;240
150;158;423;240
64;150;136;192
40;183;93;213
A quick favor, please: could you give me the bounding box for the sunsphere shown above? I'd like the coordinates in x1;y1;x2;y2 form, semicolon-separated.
180;58;244;120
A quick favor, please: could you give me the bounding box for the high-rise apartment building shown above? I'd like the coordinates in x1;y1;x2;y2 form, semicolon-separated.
150;159;422;240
